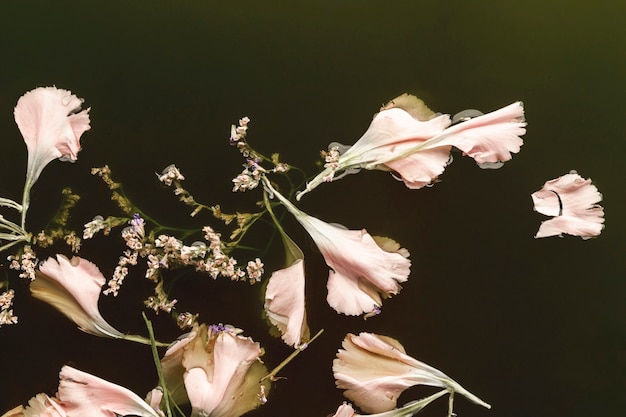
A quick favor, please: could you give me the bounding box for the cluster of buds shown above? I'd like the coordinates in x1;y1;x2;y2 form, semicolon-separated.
96;213;265;308
233;158;265;192
158;164;208;217
229;116;251;150
0;288;17;326
229;117;291;193
7;245;38;281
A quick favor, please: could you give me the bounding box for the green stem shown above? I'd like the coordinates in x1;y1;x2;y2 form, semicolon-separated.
21;175;34;230
260;329;324;383
142;312;172;417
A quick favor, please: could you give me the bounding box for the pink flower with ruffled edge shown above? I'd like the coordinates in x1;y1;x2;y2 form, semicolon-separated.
297;94;525;199
532;171;604;238
31;255;159;345
162;323;270;417
263;178;410;317
333;332;490;414
57;365;160;417
14;87;91;188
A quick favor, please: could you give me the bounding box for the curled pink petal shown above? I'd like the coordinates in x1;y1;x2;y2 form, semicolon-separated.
265;258;310;347
14;87;91;187
428;101;525;166
532;171;604;238
58;366;159;417
31;255;125;339
264;231;310;347
383;147;451;189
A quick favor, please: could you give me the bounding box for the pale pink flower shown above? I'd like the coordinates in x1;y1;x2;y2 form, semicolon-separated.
532;171;604;238
319;225;410;316
57;365;160;417
31;254;125;339
161;323;270;417
265;179;410;317
31;255;160;345
297;94;525;199
333;332;490;414
264;233;310;347
14;87;91;219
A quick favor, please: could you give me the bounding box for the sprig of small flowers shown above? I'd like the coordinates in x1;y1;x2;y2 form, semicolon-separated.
229;117;291;193
83;161;272;325
0;287;18;326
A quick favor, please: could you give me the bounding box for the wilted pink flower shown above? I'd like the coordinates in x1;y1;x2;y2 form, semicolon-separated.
31;255;125;339
57;365;160;417
297;94;525;199
161;323;270;417
14;87;91;215
264;179;410;317
264;232;310;347
532;171;604;238
333;333;490;414
31;255;160;345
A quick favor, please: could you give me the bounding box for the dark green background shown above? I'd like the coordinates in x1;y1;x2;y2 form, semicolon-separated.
1;2;624;417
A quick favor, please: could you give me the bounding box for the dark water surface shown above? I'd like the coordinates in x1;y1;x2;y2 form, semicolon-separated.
1;2;624;417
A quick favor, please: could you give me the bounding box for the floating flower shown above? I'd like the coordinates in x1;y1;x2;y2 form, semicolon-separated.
333;332;490;414
264;232;310;347
161;323;270;417
57;365;160;417
264;179;410;317
297;94;525;199
532;171;604;238
31;254;157;345
14;87;91;221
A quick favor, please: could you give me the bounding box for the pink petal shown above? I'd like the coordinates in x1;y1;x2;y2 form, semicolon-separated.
31;255;124;338
428;101;525;166
382;147;452;189
57;366;159;417
532;172;604;238
265;258;310;347
299;216;410;316
14;87;91;184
